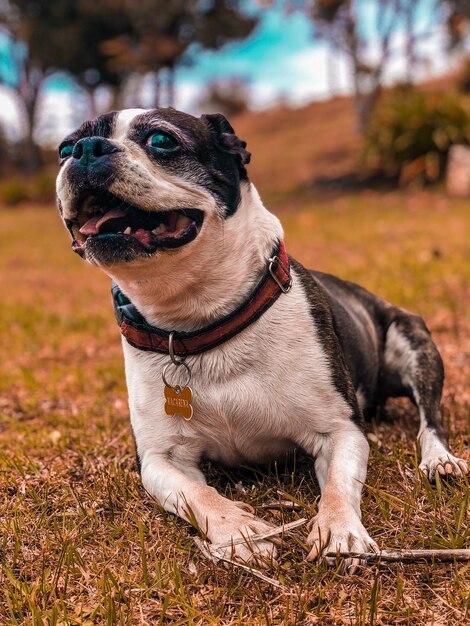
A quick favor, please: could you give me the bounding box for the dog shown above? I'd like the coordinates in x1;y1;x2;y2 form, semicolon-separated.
56;108;468;572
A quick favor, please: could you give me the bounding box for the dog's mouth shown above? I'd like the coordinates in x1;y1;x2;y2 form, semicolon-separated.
68;191;204;255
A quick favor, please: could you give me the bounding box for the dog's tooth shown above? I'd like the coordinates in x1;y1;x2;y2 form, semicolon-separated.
123;226;132;235
175;215;191;231
153;224;167;235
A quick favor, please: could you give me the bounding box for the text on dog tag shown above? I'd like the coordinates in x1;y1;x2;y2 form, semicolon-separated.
164;385;193;420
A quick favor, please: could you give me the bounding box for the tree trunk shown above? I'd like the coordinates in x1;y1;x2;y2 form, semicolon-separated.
326;38;337;97
343;5;368;133
153;72;162;108
85;85;98;118
109;85;123;111
167;66;175;108
16;60;44;173
21;86;42;174
357;84;381;133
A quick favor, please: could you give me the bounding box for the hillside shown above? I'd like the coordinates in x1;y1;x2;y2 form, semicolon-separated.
232;72;460;206
235;95;360;204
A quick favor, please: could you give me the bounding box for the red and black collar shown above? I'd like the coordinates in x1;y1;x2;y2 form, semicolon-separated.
112;241;292;357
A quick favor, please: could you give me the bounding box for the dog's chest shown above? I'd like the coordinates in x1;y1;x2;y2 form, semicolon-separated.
122;282;353;465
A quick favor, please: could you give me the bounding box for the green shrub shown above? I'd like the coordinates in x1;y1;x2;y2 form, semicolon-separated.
0;177;29;205
0;169;57;206
457;57;470;93
0;127;11;175
364;87;470;185
30;170;56;203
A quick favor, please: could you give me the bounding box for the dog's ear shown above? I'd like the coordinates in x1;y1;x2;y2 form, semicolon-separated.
201;113;251;168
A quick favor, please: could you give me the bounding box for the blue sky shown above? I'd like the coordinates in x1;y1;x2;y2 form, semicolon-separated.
178;6;314;87
175;5;322;108
170;0;448;110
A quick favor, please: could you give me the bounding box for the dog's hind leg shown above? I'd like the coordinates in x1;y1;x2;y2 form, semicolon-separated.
383;313;468;480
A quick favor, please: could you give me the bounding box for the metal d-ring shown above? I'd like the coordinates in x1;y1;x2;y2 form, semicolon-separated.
268;256;292;293
163;332;191;391
162;361;191;391
168;331;185;365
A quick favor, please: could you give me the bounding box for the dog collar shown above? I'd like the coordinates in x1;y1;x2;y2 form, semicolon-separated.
112;241;292;357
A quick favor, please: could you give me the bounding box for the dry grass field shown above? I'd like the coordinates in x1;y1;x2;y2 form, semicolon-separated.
0;97;469;624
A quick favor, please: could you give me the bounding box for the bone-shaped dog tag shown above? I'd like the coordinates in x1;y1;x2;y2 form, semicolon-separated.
164;385;193;421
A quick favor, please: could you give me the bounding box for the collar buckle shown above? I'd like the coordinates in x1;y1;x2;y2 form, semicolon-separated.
268;255;292;293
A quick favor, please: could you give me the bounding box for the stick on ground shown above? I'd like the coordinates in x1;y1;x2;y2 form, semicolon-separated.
324;549;470;563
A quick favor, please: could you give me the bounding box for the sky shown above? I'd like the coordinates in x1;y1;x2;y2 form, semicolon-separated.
174;0;449;110
0;0;460;144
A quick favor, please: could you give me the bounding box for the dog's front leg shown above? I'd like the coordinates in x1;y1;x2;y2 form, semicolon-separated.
305;424;379;573
140;453;278;565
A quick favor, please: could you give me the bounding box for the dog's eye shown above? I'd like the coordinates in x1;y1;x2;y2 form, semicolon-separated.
147;131;178;151
59;142;74;159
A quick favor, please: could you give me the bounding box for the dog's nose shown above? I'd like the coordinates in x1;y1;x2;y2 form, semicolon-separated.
72;136;119;166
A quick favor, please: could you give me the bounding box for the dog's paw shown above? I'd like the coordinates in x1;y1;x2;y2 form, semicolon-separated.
306;510;378;574
419;454;468;482
207;502;279;568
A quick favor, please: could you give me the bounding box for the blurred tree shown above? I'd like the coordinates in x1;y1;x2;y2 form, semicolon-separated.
268;1;464;133
0;0;257;170
284;1;438;132
0;0;133;171
456;56;470;92
102;0;257;108
38;1;134;114
444;1;470;49
0;124;11;175
197;78;251;117
315;0;408;131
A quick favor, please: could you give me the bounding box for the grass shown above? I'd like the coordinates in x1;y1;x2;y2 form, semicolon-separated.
0;87;469;625
0;187;469;625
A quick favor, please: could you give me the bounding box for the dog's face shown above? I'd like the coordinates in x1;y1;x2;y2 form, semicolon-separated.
56;108;250;267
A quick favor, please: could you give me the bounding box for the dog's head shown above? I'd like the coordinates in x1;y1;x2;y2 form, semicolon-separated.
56;108;251;266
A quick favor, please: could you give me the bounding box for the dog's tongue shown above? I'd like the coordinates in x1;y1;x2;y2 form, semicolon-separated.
79;208;127;235
132;228;154;247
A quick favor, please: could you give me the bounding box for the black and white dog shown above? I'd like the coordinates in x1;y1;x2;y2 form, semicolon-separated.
56;108;467;571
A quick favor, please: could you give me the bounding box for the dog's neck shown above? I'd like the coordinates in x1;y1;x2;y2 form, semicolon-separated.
101;184;284;332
